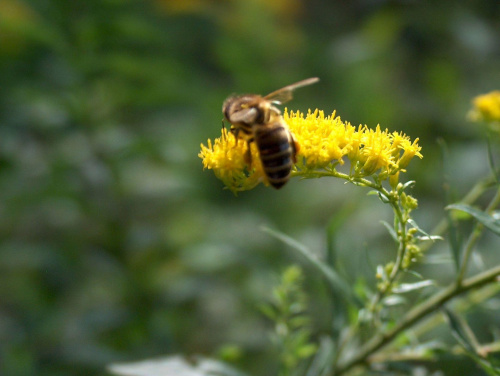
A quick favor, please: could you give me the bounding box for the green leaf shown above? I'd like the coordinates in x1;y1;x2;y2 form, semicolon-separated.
403;269;424;279
445;208;462;271
261;226;360;307
392;280;435;293
439;138;462;271
478;361;500;376
423;254;453;265
380;220;398;242
108;355;248;376
382;295;407;306
447;203;500;236
442;307;478;353
442;308;500;375
487;136;499;184
297;343;318;359
378;192;390;203
407;218;442;242
402;180;416;190
305;336;336;376
260;304;277;320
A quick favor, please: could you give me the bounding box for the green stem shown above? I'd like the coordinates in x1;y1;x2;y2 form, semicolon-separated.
366;191;408;315
456;186;500;284
420;175;497;253
334;264;500;375
397;282;500;350
293;170;410;312
292;170;379;190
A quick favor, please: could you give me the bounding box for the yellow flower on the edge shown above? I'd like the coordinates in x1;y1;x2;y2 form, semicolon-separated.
199;109;422;192
199;128;266;193
395;137;423;170
469;91;500;123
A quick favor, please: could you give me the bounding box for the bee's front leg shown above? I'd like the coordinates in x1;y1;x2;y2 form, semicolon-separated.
244;138;254;166
230;125;239;139
290;131;300;164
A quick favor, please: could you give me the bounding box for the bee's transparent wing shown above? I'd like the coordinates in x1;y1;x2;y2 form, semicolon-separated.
263;77;319;105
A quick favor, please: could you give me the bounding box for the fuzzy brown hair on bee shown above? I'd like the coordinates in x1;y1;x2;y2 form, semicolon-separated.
222;77;319;189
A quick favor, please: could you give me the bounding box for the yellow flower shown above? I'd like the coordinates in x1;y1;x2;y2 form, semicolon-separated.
284;109;347;169
469;91;500;123
395;137;423;170
359;125;395;175
199;128;266;193
200;109;422;191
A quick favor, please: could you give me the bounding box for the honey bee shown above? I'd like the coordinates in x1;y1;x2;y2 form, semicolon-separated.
222;77;319;189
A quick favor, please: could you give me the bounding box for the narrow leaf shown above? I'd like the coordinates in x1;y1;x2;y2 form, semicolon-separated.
443;308;500;375
261;226;359;306
382;295;407;306
439;139;462;271
380;220;398;242
442;307;478;354
423;254;454;265
487;136;499;184
108;355;247;376
378;192;390;203
407;218;441;243
306;336;336;376
402;180;416;190
326;202;357;268
417;235;443;242
393;280;435;293
446;208;462;271
447;203;500;236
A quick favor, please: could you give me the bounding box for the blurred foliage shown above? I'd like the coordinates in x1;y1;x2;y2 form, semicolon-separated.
0;0;499;375
260;265;317;376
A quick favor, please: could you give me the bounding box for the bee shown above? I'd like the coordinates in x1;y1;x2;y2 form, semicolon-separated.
222;77;319;189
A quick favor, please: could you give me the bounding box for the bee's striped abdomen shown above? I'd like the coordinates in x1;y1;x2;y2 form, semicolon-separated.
254;124;295;189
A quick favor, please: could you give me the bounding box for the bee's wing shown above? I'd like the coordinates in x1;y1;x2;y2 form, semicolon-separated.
228;107;259;124
263;77;319;105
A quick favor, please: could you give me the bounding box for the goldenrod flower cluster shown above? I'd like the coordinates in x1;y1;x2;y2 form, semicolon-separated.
199;109;422;192
199;128;266;192
468;91;500;123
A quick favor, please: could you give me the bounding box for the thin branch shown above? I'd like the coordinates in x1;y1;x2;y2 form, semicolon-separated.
420;175;498;253
456;186;500;283
335;265;500;375
367;189;407;313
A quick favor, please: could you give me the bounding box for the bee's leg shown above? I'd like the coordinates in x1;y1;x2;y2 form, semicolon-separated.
230;126;239;138
290;132;300;163
244;138;254;166
221;120;228;139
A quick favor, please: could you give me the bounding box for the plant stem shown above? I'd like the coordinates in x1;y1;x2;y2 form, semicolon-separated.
334;265;500;375
420;175;497;253
456;186;500;284
292;170;379;190
293;170;410;312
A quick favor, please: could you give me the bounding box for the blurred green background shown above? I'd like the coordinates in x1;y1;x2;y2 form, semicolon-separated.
1;0;499;375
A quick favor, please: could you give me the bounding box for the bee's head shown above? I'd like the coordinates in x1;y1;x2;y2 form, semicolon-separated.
222;95;237;122
222;95;262;124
